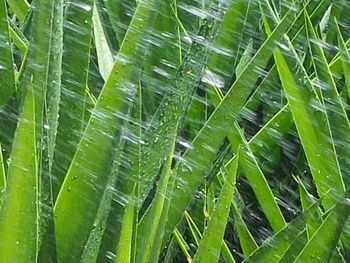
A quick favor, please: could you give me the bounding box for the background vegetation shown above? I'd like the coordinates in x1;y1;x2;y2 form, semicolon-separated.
0;0;350;262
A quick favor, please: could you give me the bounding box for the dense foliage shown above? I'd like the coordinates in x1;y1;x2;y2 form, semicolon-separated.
0;0;350;262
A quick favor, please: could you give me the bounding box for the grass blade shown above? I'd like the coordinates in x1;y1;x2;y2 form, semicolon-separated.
14;0;55;257
274;47;344;207
193;151;239;263
336;21;350;99
231;199;258;256
297;177;322;239
6;0;29;22
229;121;286;232
0;143;6;201
115;186;137;263
9;25;28;55
136;140;175;263
243;201;320;262
294;191;350;262
262;11;345;209
37;0;64;260
80;98;136;263
204;0;257;106
45;0;63;174
174;228;192;262
0;0;16;109
54;1;159;261
296;177;345;262
305;11;350;183
279;231;308;263
164;5;298;242
183;208;235;262
103;0;135;45
0;84;37;261
52;0;93;199
141;0;181;116
93;3;114;81
184;210;202;246
139;1;223;201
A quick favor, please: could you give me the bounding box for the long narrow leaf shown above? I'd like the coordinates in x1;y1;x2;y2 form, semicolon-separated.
93;3;114;81
165;5;298;242
243;201;321;262
0;84;37;261
294;191;350;262
52;0;94;198
336;21;350;99
139;1;223;201
232;200;258;256
193;151;239;263
6;0;29;22
0;143;6;200
0;0;16;108
305;12;350;184
136;140;175;263
115;186;137;263
263;11;345;209
54;1;159;261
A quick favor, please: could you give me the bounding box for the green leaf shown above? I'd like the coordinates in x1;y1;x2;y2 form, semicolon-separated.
9;25;28;55
293;191;350;262
0;0;16;108
103;0;136;45
148;162;179;262
164;4;298;242
328;36;350;76
263;12;345;209
15;0;56;257
52;0;94;199
296;179;345;263
231;199;258;256
297;177;322;239
235;39;253;78
184;209;235;263
324;1;347;55
80;100;135;263
305;11;350;184
0;143;6;201
115;186;137;263
45;0;63;174
229;120;286;233
193;151;239;263
184;210;202;246
174;228;192;262
139;2;224;201
248;105;292;172
92;3;114;81
141;0;182;115
6;0;29;22
0;83;37;261
37;0;64;260
336;21;350;100
53;1;159;261
204;0;258;106
243;201;320;262
136;140;175;263
279;231;308;263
